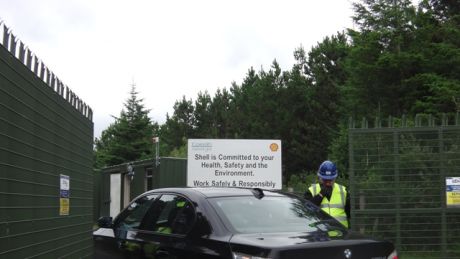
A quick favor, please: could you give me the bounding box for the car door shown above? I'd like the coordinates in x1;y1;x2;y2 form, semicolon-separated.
137;193;233;259
136;194;196;259
95;192;230;259
93;193;159;259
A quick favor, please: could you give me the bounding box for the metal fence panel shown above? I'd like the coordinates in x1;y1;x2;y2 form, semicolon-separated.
157;157;187;188
349;125;460;259
0;24;93;258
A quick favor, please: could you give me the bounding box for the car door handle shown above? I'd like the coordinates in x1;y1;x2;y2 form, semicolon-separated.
117;240;126;249
155;249;169;257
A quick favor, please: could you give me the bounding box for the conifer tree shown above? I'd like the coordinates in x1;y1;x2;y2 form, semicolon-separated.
94;85;158;168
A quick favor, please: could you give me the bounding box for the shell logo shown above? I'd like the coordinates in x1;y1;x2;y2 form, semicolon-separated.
269;143;279;152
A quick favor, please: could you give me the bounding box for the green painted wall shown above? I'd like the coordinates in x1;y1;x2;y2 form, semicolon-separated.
0;29;93;258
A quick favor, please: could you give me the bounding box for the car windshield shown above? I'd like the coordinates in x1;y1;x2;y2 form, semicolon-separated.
209;195;346;234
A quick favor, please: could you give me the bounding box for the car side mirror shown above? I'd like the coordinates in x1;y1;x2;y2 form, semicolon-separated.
97;216;113;228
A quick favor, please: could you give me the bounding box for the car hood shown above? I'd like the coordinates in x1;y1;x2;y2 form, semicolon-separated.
229;231;394;259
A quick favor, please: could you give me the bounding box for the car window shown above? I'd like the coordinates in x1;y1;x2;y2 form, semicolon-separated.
116;194;158;230
141;194;195;235
209;196;345;234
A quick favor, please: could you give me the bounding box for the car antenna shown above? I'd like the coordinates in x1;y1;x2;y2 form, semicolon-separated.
251;188;264;199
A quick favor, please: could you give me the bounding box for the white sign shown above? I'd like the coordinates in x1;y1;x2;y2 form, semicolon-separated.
60;174;70;191
446;177;460;208
187;139;282;189
60;174;70;198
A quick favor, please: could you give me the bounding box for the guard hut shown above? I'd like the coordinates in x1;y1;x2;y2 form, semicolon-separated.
95;157;186;219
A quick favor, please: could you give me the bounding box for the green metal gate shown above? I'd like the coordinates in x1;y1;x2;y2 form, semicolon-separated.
349;115;460;259
0;22;93;258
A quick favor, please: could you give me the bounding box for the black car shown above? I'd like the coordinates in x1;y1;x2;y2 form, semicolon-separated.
94;187;398;259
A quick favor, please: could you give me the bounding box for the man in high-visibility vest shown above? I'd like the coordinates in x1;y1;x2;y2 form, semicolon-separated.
304;160;350;228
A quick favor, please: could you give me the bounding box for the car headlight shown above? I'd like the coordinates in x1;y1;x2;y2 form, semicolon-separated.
233;252;271;259
387;249;398;259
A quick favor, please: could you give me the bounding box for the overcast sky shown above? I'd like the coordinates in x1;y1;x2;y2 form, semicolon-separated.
0;0;355;138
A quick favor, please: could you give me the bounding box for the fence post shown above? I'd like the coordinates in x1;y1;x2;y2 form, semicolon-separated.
18;41;25;63
10;34;16;56
374;116;381;128
441;113;447;126
26;49;32;69
439;128;447;258
348;128;356;231
33;55;39;74
2;24;9;49
361;117;368;129
415;114;421;127
348;116;355;129
393;131;401;251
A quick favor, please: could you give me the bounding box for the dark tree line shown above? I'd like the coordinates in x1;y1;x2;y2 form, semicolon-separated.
94;0;460;183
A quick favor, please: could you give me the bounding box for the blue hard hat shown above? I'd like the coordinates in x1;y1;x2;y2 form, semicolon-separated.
317;160;338;180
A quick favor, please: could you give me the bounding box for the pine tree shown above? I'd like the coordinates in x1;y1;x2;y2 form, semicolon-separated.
345;0;421;117
94;85;158;168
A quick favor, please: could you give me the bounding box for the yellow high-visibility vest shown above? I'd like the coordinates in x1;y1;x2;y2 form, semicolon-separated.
309;183;349;228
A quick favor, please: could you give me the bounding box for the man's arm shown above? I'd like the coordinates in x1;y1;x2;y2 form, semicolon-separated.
345;191;351;224
304;189;324;206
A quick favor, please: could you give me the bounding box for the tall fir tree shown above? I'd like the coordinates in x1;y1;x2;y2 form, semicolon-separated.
345;0;422;117
94;85;158;168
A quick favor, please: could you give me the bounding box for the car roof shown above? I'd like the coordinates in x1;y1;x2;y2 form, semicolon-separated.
145;187;286;198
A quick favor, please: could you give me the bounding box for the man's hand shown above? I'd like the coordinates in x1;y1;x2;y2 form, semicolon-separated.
303;191;310;200
320;185;332;197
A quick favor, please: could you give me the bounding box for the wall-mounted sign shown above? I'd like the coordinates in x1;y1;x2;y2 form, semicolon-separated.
60;174;70;215
60;198;69;215
446;177;460;208
187;139;282;190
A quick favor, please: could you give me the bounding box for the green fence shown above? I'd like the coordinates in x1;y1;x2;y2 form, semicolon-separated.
0;22;94;258
349;115;460;259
